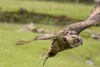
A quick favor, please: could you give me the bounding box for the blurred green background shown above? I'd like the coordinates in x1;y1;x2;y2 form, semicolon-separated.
0;0;100;67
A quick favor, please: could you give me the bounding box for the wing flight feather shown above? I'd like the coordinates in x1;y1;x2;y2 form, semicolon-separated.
16;34;63;45
59;2;100;35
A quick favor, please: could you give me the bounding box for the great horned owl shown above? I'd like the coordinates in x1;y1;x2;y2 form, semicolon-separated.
16;2;100;66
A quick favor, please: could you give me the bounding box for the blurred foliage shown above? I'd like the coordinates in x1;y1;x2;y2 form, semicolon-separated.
24;0;95;4
0;0;94;20
0;8;77;25
0;0;97;25
1;7;100;25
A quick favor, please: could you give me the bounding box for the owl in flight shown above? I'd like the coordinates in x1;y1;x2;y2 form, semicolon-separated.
16;2;100;66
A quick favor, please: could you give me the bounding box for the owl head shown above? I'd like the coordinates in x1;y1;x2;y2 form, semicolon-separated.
65;35;83;48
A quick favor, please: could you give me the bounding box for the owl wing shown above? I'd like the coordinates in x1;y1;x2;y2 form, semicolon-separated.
59;2;100;35
33;34;62;41
16;34;64;45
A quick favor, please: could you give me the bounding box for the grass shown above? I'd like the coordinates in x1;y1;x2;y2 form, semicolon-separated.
0;0;94;20
0;23;100;67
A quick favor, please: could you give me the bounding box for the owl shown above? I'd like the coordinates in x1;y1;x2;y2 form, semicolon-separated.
16;2;100;66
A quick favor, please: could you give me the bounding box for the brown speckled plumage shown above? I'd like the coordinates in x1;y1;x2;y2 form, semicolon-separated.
16;2;100;66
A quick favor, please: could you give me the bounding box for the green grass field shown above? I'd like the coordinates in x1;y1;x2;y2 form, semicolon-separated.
0;0;94;20
0;23;100;67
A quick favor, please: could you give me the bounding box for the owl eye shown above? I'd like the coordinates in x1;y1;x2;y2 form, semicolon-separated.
76;39;80;42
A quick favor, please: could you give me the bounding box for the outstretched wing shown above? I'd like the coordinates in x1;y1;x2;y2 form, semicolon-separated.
16;34;62;45
33;34;59;41
59;2;100;35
